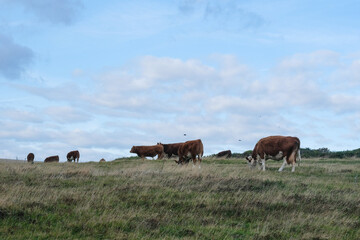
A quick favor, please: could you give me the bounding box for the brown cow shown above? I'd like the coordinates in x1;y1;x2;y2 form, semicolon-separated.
67;150;80;163
176;139;203;168
130;144;164;160
27;153;35;163
157;142;183;158
246;136;301;172
99;158;106;162
216;150;232;158
44;155;59;163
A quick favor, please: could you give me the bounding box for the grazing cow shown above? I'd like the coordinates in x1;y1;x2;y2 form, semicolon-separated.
67;150;80;163
157;142;183;158
216;150;232;158
130;144;164;160
176;139;204;168
44;155;59;163
99;158;106;162
27;153;35;163
246;136;301;172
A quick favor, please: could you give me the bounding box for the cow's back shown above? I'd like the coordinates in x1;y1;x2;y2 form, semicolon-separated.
216;150;232;158
131;145;164;158
254;136;300;159
160;142;183;157
179;139;203;156
44;155;59;163
67;150;80;159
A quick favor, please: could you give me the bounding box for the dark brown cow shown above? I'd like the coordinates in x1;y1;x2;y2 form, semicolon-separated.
130;144;164;160
27;153;34;163
176;139;203;168
246;136;301;172
67;150;80;163
99;158;106;162
157;142;183;158
216;150;232;158
44;155;59;163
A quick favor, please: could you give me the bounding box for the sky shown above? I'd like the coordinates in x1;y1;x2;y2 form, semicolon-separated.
1;0;360;162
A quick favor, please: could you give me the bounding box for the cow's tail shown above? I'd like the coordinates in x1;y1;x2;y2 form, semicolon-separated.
290;139;301;166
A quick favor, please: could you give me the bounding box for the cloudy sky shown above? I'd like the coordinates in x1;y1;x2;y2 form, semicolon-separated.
1;0;360;162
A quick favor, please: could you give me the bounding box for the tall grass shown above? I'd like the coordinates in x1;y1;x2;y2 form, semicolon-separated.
1;158;359;239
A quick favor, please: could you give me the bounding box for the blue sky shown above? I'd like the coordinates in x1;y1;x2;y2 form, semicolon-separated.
1;0;360;162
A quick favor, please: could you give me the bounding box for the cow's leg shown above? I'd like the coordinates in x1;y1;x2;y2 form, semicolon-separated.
176;154;182;165
278;159;287;172
297;149;301;166
192;156;196;168
289;151;296;172
291;162;296;172
261;159;266;171
197;154;202;169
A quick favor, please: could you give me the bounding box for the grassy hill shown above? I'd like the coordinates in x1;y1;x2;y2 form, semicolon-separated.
1;157;360;239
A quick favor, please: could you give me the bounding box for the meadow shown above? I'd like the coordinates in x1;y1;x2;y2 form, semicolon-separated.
1;157;359;239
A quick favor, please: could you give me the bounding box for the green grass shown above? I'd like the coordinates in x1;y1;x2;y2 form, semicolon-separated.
1;158;360;239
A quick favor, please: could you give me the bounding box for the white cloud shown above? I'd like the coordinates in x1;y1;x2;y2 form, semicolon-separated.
0;120;46;141
45;106;92;124
1;108;42;123
329;94;360;113
276;50;340;72
331;59;360;89
14;82;82;102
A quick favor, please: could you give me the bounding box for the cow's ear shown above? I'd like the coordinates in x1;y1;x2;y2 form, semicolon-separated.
246;156;252;162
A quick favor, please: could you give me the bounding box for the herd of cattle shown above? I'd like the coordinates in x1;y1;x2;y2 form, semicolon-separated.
27;150;82;163
130;139;204;167
27;151;108;163
26;135;302;172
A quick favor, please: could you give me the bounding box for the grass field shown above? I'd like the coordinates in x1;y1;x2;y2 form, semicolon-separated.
1;157;360;239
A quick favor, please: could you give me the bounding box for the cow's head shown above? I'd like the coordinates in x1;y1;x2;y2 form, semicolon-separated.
175;155;185;165
130;146;136;153
175;155;190;165
246;156;257;168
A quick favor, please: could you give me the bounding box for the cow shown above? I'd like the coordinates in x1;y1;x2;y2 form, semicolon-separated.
99;158;106;162
246;136;301;172
44;155;59;163
157;142;183;158
67;150;80;163
27;153;35;163
176;139;204;168
130;144;164;160
216;150;232;158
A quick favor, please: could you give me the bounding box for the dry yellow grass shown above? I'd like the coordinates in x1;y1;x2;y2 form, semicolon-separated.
1;157;360;239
